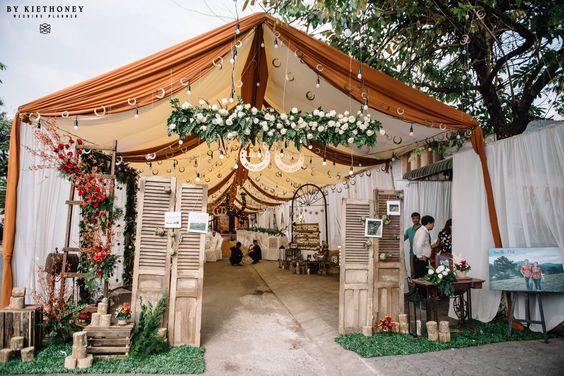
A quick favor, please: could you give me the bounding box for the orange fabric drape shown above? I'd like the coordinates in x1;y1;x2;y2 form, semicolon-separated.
471;127;502;248
2;117;21;307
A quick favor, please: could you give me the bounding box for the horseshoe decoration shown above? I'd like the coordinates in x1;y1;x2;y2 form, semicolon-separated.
178;166;186;173
316;64;324;72
393;136;403;144
29;112;41;123
239;143;271;172
127;98;137;106
439;123;447;130
235;80;244;88
94;106;106;117
61;111;70;118
461;34;471;45
213;56;224;69
180;78;190;86
272;58;281;68
285;72;295;82
396;107;405;116
275;150;304;173
306;91;315;101
155;88;166;99
116;156;124;166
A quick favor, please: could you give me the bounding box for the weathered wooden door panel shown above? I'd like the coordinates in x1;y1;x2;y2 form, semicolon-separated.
339;199;374;334
373;190;405;322
131;176;176;321
168;184;207;346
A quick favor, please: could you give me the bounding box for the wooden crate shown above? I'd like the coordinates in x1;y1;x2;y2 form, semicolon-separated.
85;323;134;359
0;305;43;351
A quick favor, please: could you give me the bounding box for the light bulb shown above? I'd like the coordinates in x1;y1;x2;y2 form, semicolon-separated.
229;97;234;103
196;173;201;182
134;105;139;118
456;134;461;139
316;75;321;88
322;158;327;166
409;124;414;137
256;82;260;86
260;42;264;48
274;38;279;48
308;144;313;150
344;28;352;38
178;139;183;145
219;151;225;160
74;116;79;130
235;28;240;35
187;81;191;95
230;58;235;64
349;167;353;176
234;163;239;169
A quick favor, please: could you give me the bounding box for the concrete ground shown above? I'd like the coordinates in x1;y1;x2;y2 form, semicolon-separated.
202;260;564;376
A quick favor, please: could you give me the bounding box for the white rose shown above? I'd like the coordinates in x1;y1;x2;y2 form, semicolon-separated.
348;116;355;123
438;273;443;279
338;130;344;135
337;114;343;119
436;265;445;273
216;118;223;125
264;114;271;121
267;130;274;136
181;102;191;109
226;119;233;126
298;117;304;124
344;111;349;116
291;122;296;129
348;137;354;144
198;99;206;106
196;113;204;121
280;113;287;120
291;107;298;114
168;123;176;130
280;128;287;135
428;269;435;275
276;123;283;129
237;112;244;118
352;130;358;135
442;271;448;276
244;103;251;110
211;118;217;125
262;123;268;131
211;104;218;111
200;125;207;131
328;120;335;127
251;107;258;114
366;130;374;136
244;129;251;135
313;109;319;116
236;105;243;111
317;126;325;132
341;124;349;131
310;121;317;128
307;133;313;139
318;111;325;117
253;118;259;124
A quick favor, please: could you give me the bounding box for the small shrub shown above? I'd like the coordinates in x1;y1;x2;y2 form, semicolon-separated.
130;294;168;358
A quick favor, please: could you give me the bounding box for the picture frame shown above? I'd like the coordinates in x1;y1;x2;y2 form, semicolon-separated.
164;211;182;229
436;253;453;270
386;200;401;216
364;218;383;238
187;211;210;234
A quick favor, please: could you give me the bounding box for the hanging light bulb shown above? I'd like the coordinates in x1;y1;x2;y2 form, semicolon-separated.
178;138;184;145
196;172;201;182
308;144;313;150
322;157;327;166
134;104;139;118
363;98;369;111
36;118;41;129
332;159;336;167
280;148;284;159
186;80;191;95
379;128;386;136
409;124;414;137
315;75;321;88
74;115;79;130
349;166;353;176
260;41;265;48
219;150;225;160
274;37;279;48
357;65;362;80
233;162;239;169
256;81;260;87
235;20;240;35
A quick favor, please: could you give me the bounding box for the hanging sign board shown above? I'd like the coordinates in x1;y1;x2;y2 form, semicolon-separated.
164;211;182;228
187;212;210;234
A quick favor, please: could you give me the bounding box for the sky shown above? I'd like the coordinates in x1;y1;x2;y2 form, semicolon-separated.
489;247;563;265
0;0;263;116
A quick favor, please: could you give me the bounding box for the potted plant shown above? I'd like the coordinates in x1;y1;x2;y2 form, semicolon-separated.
376;314;397;334
454;259;471;279
424;263;455;297
115;303;132;326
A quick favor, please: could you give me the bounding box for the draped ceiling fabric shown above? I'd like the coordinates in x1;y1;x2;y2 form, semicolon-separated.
2;13;496;306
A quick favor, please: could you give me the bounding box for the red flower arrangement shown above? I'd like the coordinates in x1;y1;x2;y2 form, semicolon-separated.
377;315;397;333
455;260;471;272
115;303;132;320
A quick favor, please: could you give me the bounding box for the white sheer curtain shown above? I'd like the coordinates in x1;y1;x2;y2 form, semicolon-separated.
402;180;452;276
13;125;127;301
452;124;564;331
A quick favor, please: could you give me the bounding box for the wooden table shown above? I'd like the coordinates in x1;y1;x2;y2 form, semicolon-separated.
413;278;484;326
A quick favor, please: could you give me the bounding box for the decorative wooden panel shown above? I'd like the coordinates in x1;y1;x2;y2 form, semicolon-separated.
131;176;176;321
373;189;405;322
168;184;207;347
339;199;374;334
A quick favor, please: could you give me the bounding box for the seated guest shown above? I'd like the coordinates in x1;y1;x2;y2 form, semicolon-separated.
230;241;243;266
248;239;262;264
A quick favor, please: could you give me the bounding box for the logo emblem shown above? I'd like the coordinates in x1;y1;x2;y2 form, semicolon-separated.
39;23;51;34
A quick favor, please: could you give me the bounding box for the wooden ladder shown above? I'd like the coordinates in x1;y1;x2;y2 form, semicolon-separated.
60;140;118;300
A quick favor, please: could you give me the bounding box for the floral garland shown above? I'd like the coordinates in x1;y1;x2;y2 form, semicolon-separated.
30;122;120;290
167;98;382;149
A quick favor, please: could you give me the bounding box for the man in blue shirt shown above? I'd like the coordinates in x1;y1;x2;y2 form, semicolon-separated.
404;212;421;278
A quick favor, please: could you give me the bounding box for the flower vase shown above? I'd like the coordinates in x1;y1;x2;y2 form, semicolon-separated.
455;270;468;279
117;319;128;326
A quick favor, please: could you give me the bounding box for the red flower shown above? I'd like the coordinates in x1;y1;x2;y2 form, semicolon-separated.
96;270;102;276
92;218;98;224
77;139;83;145
99;211;105;217
67;152;73;157
58;143;64;149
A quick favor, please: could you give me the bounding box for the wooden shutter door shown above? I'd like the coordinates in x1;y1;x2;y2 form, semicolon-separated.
131;176;177;320
339;199;374;334
168;184;207;346
373;190;405;322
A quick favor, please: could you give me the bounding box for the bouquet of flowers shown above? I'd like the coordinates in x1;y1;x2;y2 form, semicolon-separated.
424;263;455;296
454;259;471;272
377;315;396;333
115;303;132;320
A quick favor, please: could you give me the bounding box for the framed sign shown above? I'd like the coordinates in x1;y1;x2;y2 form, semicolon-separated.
164;211;182;228
489;247;564;292
364;218;383;238
187;212;210;234
386;200;401;216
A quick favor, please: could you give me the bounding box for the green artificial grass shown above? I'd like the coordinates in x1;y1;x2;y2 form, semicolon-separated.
0;344;205;374
335;318;545;358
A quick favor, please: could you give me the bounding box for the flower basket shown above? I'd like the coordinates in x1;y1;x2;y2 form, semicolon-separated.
455;270;469;279
117;319;128;326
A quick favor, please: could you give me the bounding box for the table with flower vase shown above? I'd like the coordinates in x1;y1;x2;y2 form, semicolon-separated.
413;277;485;327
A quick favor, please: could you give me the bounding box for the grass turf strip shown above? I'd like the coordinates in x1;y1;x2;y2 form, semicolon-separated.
0;344;205;374
335;319;545;358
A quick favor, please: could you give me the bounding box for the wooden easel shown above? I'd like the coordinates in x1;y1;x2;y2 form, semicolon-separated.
59;140;118;300
507;291;548;343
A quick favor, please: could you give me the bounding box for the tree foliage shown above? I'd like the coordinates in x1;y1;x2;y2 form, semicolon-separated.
256;1;564;138
130;294;168;358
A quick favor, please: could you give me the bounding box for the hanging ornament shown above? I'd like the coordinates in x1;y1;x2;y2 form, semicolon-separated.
239;143;271;172
274;149;304;173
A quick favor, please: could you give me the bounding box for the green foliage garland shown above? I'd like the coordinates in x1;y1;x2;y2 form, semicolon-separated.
130;295;169;359
167;98;382;149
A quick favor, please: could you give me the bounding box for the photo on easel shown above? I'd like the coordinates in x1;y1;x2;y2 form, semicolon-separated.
364;218;383;238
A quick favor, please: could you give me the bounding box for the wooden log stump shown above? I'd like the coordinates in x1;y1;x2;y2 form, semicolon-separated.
97;302;109;315
9;296;25;309
90;313;101;327
362;325;373;336
65;355;77;369
21;347;34;362
399;322;409;334
392;322;400;333
72;345;87;359
416;320;422;336
73;331;88;348
0;349;12;363
12;288;26;297
100;314;112;327
426;321;438;342
439;331;451;343
10;336;25;350
77;354;93;369
439;321;450;333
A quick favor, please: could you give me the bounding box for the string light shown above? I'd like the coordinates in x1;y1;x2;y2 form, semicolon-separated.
316;75;321;88
196;172;201;182
308;144;313;150
322;157;327;166
134;104;139;118
363;98;369;111
274;37;279;48
74;116;79;130
186;80;191;95
409;124;414;137
233;162;239;169
280;148;284;159
349;166;353;176
220;150;225;159
379;128;386;136
357;65;362;80
178;138;184;145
